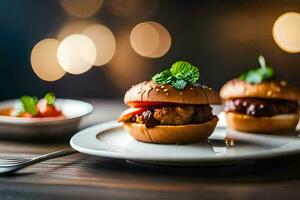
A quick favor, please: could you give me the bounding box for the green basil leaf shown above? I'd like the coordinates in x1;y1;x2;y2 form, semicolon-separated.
45;92;56;105
244;71;263;84
171;79;187;90
170;61;188;75
152;70;173;85
170;61;199;84
20;96;38;116
239;55;274;84
152;61;200;90
257;67;273;79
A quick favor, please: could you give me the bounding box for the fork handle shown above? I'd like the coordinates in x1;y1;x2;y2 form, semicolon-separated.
31;148;77;164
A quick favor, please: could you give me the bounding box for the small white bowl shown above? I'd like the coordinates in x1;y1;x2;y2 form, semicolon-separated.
0;99;93;141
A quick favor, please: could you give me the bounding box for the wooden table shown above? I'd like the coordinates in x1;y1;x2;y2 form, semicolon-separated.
1;100;300;200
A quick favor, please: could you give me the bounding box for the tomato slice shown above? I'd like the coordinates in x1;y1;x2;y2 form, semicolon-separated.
37;100;62;117
127;101;169;107
119;107;147;118
118;107;147;121
38;105;62;117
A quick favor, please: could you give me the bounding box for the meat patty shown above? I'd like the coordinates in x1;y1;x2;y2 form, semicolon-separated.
153;106;195;125
224;98;299;117
130;105;214;128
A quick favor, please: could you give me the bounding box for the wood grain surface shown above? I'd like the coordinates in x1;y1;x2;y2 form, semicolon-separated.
1;100;300;200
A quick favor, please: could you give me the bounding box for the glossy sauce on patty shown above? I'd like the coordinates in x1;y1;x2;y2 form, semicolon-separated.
224;98;299;117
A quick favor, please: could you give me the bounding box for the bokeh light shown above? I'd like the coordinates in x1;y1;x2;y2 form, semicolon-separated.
82;24;116;66
130;21;171;58
57;34;96;74
273;12;300;53
60;0;103;18
30;38;65;81
57;20;96;41
130;22;159;57
108;29;151;91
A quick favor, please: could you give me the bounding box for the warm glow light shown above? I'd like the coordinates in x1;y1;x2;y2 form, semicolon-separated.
57;34;96;74
61;0;103;18
57;20;95;41
82;24;116;66
273;12;300;53
130;22;159;57
108;30;151;90
31;38;65;81
130;21;171;58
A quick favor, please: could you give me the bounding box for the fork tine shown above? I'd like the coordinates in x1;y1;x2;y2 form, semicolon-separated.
0;158;29;165
0;158;28;162
0;160;24;163
0;158;28;161
0;156;28;159
0;161;25;165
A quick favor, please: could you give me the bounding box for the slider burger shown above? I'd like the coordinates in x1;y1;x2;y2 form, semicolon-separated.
118;61;221;144
220;55;300;134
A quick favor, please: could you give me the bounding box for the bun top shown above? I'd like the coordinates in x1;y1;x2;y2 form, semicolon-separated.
220;79;300;101
124;80;221;106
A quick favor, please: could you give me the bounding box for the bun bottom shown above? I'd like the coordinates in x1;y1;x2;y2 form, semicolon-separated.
123;117;218;144
226;112;300;134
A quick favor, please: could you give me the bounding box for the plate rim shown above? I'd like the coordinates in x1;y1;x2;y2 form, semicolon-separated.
70;121;300;163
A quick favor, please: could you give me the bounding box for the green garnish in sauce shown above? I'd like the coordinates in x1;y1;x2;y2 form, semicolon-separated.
15;92;57;116
239;55;274;84
152;61;200;90
20;96;39;116
45;92;56;105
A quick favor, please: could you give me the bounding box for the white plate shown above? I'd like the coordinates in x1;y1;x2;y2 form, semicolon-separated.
70;121;300;166
0;99;93;140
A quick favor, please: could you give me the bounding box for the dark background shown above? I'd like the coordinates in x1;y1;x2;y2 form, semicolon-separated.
0;0;299;101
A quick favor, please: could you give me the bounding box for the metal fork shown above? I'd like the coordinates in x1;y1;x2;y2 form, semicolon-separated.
0;148;77;175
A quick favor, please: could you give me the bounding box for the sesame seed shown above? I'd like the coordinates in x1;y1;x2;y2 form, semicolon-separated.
166;92;169;96
280;81;287;86
179;92;183;95
163;89;168;92
161;85;165;89
190;87;194;90
249;104;255;111
267;90;272;96
155;88;160;92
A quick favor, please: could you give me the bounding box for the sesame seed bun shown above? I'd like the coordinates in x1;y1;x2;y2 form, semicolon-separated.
220;79;300;101
124;80;221;106
226;112;300;134
123;116;218;144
